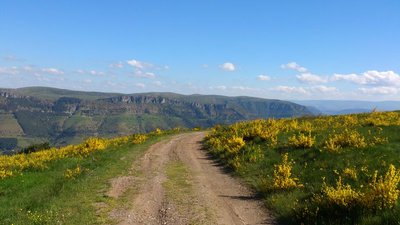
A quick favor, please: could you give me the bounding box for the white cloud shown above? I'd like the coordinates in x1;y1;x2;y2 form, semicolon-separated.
220;62;236;72
296;73;327;84
133;70;156;79
2;55;24;62
104;81;129;91
106;81;118;87
282;62;327;84
273;85;337;95
216;85;227;90
127;59;153;69
76;69;85;74
359;86;398;95
23;66;35;72
272;85;338;96
76;69;105;76
0;66;65;76
0;66;19;75
209;85;259;93
281;62;307;73
209;85;227;91
273;86;308;94
41;68;64;75
153;81;162;86
109;61;124;69
310;85;337;93
231;86;259;91
135;83;146;88
332;71;400;87
257;75;271;81
89;70;105;76
34;74;50;82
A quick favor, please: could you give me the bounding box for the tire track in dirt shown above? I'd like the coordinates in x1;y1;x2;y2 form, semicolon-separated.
112;132;276;225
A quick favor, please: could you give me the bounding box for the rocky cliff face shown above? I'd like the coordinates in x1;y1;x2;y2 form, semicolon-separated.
0;87;312;151
0;91;19;98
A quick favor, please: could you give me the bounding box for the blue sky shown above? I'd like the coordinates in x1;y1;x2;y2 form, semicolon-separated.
1;0;400;100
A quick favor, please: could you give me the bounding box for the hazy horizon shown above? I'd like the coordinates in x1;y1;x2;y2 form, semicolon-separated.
1;1;399;101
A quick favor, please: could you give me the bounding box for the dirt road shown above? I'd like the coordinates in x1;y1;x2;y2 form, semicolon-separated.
110;132;275;225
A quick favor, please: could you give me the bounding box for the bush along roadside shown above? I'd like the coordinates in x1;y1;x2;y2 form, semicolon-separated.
0;127;186;180
0;127;186;225
204;111;400;225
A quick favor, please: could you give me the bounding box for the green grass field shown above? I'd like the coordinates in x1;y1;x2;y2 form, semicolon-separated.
0;134;171;225
204;112;400;225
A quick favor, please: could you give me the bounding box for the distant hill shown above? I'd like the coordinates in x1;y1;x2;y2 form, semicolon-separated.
0;87;312;152
294;100;400;115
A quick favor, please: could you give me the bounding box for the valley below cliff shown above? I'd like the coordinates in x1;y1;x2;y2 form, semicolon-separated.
0;87;311;152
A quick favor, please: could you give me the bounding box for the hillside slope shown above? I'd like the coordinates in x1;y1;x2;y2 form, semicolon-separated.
0;87;312;152
204;111;400;224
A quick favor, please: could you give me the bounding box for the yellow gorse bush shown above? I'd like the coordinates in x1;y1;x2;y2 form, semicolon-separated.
154;128;162;135
273;153;303;189
323;176;362;208
0;133;151;180
64;165;82;179
131;134;148;144
343;167;357;180
297;121;313;133
364;164;400;209
108;136;130;146
341;115;359;127
205;123;269;168
363;111;400;126
323;129;367;152
0;169;13;179
239;119;282;146
225;136;245;154
206;111;397;156
204;111;400;220
204;111;398;182
288;131;315;149
323;164;400;210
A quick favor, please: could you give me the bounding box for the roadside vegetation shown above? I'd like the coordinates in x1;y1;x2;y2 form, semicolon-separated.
0;128;182;225
204;111;400;225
